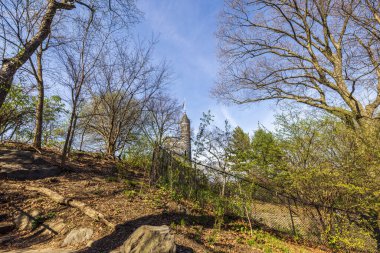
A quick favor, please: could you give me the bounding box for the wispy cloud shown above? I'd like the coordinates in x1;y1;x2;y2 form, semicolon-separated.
135;0;276;133
220;106;238;127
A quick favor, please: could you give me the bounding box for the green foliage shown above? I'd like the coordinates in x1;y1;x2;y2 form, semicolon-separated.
0;84;34;138
179;218;186;227
41;95;65;123
80;92;142;156
227;126;284;180
105;176;118;182
251;129;283;176
31;212;56;230
123;179;140;188
118;136;152;174
213;197;227;229
274;113;380;251
0;85;65;145
116;158;149;180
169;221;176;229
227;127;252;173
247;230;291;253
39;95;66;146
123;189;137;198
206;230;219;245
193;226;203;242
324;219;374;252
154;109;380;252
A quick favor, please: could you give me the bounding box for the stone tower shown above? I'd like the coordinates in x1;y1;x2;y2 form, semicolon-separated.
180;113;191;160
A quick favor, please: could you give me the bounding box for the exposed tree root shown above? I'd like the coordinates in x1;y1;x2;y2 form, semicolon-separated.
24;186;115;229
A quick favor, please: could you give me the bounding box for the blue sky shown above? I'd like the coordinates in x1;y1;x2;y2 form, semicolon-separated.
134;0;277;134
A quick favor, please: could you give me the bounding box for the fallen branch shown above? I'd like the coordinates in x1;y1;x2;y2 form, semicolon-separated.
25;186;115;229
31;146;42;154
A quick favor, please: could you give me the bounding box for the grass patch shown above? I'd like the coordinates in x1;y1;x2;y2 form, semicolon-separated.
106;176;118;182
123;179;140;188
206;230;219;245
123;189;137;198
247;230;289;252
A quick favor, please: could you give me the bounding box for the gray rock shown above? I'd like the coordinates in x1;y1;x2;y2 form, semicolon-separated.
61;227;93;247
1;166;61;180
14;210;40;231
120;225;176;253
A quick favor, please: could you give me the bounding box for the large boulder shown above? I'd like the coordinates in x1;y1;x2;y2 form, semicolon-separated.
61;227;93;247
120;225;176;253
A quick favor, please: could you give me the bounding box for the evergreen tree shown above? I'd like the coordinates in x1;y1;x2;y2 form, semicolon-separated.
251;129;283;178
227;126;252;174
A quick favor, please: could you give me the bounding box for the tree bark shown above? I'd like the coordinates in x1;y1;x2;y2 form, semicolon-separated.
79;124;89;151
0;1;75;109
61;104;77;166
106;141;116;158
68;113;78;154
33;47;44;149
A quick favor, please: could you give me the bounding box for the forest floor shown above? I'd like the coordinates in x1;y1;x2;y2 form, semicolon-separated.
0;142;329;253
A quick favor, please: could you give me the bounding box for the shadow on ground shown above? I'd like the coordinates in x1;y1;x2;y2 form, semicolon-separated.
77;212;217;253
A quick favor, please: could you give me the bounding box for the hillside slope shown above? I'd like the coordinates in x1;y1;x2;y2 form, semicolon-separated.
0;143;327;253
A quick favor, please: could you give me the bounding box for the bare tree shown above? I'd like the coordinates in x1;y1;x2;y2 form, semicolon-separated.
57;7;105;165
215;0;380;128
194;112;232;198
25;16;66;149
0;0;75;108
141;92;182;146
24;38;54;149
1;1;65;149
82;43;169;157
0;0;140;109
31;44;45;149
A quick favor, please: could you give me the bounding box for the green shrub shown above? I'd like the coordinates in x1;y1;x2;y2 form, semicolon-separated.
123;189;137;198
31;212;56;230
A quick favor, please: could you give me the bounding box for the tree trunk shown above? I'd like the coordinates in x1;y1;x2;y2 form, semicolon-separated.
79;127;87;151
0;1;75;108
33;48;44;149
0;74;12;109
9;124;20;140
106;142;116;158
68;113;78;154
61;105;77;166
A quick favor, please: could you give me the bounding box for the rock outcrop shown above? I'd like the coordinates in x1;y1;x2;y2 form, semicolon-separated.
0;148;61;180
61;227;93;247
120;225;176;253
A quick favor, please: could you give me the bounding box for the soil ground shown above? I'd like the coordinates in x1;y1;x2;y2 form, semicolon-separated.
0;143;328;253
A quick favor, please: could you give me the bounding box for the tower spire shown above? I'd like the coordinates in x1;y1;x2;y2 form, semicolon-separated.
182;99;186;113
180;109;191;161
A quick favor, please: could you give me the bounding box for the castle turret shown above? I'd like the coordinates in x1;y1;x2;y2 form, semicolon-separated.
180;113;191;160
